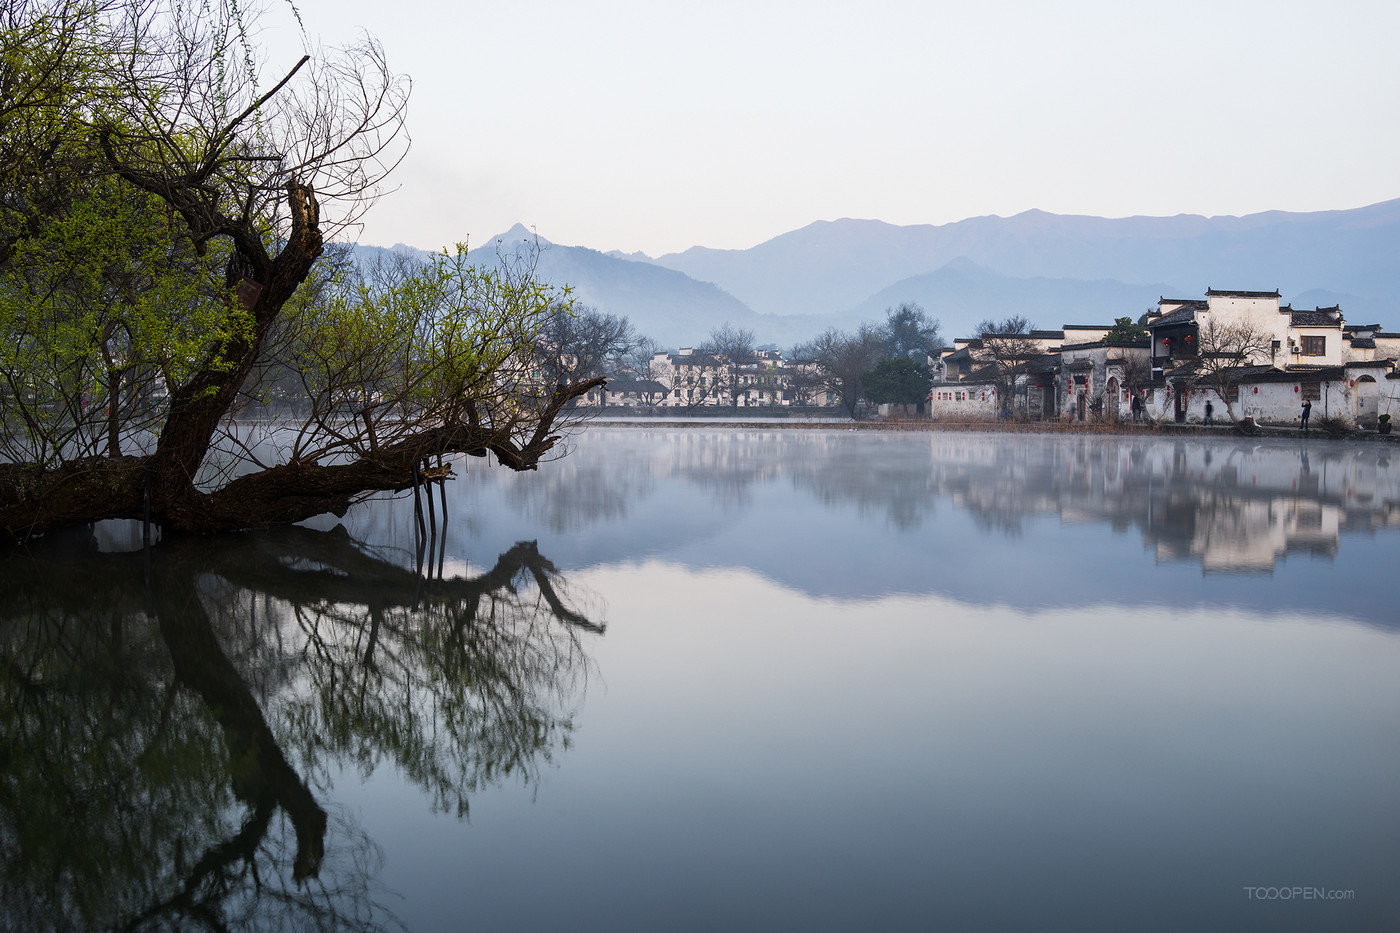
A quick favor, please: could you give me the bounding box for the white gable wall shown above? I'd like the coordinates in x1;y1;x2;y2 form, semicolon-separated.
1203;293;1289;357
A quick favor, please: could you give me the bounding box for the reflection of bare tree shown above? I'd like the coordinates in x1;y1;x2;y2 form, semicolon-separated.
0;527;599;931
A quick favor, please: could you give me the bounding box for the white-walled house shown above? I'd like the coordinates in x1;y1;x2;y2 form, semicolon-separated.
930;382;1001;420
1343;324;1400;363
929;329;1071;420
1142;290;1396;426
929;289;1399;427
1056;338;1151;421
638;348;829;409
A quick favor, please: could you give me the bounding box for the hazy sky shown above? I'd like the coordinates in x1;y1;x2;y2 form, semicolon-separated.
262;0;1400;257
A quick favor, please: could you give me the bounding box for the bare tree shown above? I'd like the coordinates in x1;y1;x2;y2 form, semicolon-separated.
782;350;823;407
536;303;637;386
976;316;1041;415
797;324;887;418
1187;317;1275;421
1117;351;1154;420
620;336;671;405
699;322;757;406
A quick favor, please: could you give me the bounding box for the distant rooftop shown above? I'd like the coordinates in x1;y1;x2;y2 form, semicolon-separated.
1289;309;1342;327
1206;288;1281;299
1148;307;1199;328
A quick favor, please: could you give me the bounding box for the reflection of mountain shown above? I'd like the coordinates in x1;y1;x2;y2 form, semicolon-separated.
426;429;1400;613
0;527;599;932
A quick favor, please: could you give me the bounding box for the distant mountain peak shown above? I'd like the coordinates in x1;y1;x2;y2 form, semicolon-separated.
605;248;653;262
491;223;551;247
939;256;989;274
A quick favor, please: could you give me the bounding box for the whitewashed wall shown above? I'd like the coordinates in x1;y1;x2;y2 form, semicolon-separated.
929;384;1000;420
1140;370;1390;425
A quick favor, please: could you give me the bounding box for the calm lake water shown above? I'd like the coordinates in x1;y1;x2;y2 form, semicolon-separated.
4;428;1399;931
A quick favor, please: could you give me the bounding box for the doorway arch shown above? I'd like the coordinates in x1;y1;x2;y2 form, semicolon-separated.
1354;375;1379;427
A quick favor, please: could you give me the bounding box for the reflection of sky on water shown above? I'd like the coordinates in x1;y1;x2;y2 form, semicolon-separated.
339;562;1400;932
29;428;1398;931
331;431;1399;932
342;429;1400;622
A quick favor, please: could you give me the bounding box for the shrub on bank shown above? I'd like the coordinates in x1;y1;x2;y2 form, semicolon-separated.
1314;415;1353;438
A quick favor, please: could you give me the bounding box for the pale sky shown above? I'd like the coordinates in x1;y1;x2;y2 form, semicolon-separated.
262;0;1400;257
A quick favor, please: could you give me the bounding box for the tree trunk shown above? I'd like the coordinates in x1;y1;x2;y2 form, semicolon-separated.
105;367;122;458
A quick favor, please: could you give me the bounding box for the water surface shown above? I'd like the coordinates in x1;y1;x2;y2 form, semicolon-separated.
3;428;1397;931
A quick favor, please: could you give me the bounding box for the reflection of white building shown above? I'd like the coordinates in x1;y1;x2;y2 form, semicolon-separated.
1150;495;1341;573
925;434;1400;574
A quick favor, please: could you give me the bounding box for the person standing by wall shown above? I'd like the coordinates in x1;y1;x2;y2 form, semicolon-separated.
1301;399;1312;431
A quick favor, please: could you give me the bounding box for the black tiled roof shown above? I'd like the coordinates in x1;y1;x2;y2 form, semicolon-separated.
947;339;984;353
1205;288;1281;299
1290;310;1340;327
1148;307;1198;328
1061;339;1152;351
1209;366;1340;382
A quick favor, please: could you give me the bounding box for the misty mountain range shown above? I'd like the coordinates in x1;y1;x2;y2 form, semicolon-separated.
351;198;1400;348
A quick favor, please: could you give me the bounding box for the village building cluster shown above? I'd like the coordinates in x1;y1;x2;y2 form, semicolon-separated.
579;288;1399;428
929;289;1399;428
580;347;840;410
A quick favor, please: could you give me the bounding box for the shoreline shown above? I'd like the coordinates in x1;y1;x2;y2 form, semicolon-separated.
585;416;1400;442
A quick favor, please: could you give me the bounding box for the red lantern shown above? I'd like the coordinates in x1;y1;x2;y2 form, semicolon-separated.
1253;387;1258;394
1163;337;1172;347
1294;386;1299;393
1185;334;1194;344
